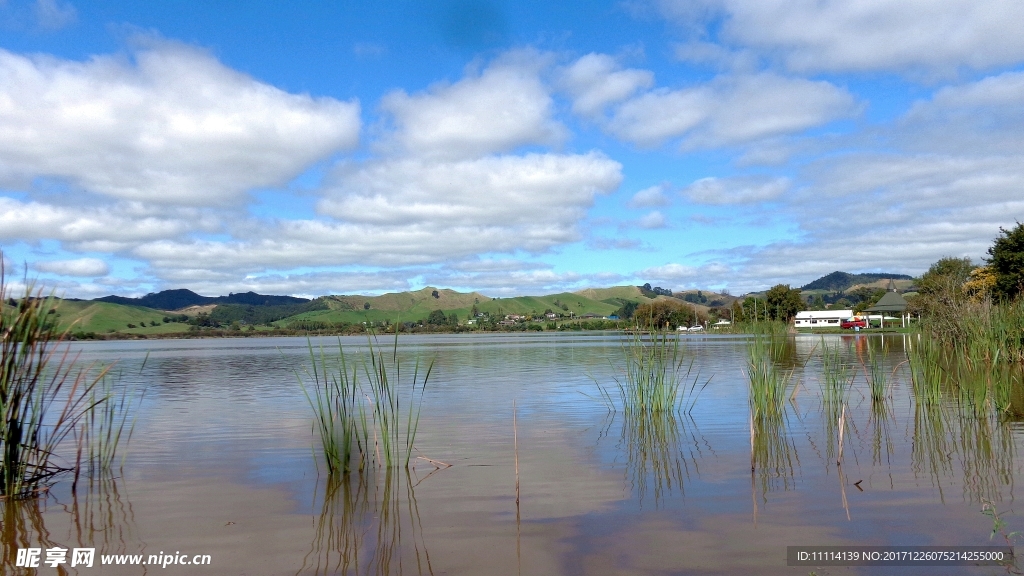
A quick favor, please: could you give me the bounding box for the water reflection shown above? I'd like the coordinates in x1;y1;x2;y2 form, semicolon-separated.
1;475;140;574
300;468;436;576
604;410;704;508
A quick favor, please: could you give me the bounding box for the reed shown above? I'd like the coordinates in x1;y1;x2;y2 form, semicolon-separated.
598;331;709;416
300;332;432;474
75;371;143;479
0;266;128;498
619;408;697;506
906;335;947;407
865;341;891;403
300;341;368;474
746;332;793;426
819;341;853;464
746;330;798;493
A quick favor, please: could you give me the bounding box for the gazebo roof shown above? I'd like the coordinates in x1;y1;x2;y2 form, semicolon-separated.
864;290;908;313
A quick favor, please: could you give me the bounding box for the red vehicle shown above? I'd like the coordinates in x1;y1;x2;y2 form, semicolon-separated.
841;317;867;329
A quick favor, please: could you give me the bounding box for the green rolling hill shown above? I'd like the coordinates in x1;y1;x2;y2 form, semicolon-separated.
23;284;739;336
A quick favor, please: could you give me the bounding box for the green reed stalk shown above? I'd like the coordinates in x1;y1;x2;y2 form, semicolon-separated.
301;332;431;474
907;335;947;407
299;340;369;474
746;332;793;425
599;331;709;416
746;330;798;492
0;266;122;498
865;341;891;403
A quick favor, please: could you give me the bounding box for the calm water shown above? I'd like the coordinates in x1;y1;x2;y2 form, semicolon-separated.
3;332;1022;575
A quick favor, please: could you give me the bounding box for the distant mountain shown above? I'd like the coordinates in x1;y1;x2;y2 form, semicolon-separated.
801;271;913;292
95;289;309;311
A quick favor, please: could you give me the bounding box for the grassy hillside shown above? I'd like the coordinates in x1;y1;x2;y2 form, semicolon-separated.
38;284;717;335
327;287;491;313
52;300;178;334
574;285;651;302
284;290;625;326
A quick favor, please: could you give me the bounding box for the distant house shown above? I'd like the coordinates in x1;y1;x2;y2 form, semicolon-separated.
794;309;853;328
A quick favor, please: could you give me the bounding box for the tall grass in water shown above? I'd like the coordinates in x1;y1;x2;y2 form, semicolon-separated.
746;330;798;493
598;331;708;416
0;267;134;499
819;341;854;464
595;331;709;506
301;333;432;474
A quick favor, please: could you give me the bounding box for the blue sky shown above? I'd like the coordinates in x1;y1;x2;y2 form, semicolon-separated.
2;0;1023;298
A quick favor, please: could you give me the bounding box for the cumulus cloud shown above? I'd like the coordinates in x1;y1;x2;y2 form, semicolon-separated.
380;52;565;159
660;0;1024;74
606;73;856;148
129;151;623;277
627;184;671;208
33;257;109;277
683;176;789;204
558;53;654;118
319;152;621;228
0;197;196;249
898;71;1024;154
0;42;360;205
636;211;667;229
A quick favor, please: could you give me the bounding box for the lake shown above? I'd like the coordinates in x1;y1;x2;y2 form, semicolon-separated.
3;332;1020;575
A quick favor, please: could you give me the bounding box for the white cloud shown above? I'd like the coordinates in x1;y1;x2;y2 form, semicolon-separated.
627;184;671;208
130;151;623;277
661;0;1024;74
683;176;789;204
898;71;1024;154
33;257;109;277
606;73;856;148
558;53;654;117
0;42;360;205
380;52;565;159
0;197;194;248
637;210;667;229
638;261;734;289
319;152;621;228
34;0;75;29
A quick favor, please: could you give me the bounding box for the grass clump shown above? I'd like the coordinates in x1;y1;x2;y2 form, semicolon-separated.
746;330;798;491
1;266;137;498
300;332;432;475
598;331;708;416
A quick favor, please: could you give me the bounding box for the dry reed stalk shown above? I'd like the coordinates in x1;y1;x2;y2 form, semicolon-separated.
837;404;847;466
749;412;755;472
415;456;451;469
839;466;851;521
513;400;520;505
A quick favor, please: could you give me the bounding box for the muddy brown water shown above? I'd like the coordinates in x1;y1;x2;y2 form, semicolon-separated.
2;333;1020;575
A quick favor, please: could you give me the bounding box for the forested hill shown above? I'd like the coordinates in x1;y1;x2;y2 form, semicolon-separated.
801;271;913;292
95;289;309;310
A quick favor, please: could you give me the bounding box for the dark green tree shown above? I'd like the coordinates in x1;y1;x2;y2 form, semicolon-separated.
987;222;1024;301
917;257;974;298
426;309;447;325
764;284;804;321
908;256;975;316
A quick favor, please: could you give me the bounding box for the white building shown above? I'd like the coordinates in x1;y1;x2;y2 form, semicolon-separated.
794;309;853;328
